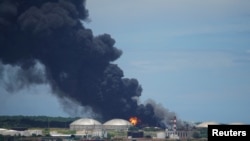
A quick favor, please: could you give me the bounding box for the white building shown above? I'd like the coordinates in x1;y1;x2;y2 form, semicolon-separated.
0;128;42;136
69;118;102;131
103;118;132;131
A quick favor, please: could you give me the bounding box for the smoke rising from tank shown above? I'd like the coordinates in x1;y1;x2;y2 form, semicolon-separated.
0;0;177;128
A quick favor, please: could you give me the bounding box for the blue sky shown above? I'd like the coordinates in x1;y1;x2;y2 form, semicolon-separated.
84;0;250;124
1;0;250;124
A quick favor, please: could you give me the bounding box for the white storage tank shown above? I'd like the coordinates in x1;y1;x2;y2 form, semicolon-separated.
69;118;102;131
103;118;132;130
156;131;166;139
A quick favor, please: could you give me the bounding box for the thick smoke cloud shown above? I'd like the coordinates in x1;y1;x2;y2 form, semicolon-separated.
0;0;177;128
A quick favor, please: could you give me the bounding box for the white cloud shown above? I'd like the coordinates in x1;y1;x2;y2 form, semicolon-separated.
86;0;250;26
165;23;250;37
85;0;250;48
246;49;250;54
123;50;247;74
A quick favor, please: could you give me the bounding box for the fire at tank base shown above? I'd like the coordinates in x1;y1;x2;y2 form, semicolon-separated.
65;117;196;140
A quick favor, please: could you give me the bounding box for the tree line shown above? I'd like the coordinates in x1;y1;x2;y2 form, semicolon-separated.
0;115;79;129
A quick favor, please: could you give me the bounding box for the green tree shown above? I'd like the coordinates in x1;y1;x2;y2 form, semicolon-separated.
43;128;51;136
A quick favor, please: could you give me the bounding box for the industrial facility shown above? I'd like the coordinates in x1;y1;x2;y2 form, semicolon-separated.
0;128;42;136
69;118;132;131
103;118;132;130
68;118;133;139
69;118;103;131
1;116;245;141
67;117;193;140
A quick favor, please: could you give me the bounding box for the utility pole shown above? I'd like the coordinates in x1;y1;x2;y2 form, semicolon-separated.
47;117;50;129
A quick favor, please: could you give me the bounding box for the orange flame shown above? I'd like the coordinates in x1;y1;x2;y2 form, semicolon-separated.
129;116;139;126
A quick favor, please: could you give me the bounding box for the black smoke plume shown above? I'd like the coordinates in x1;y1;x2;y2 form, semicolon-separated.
0;0;178;128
